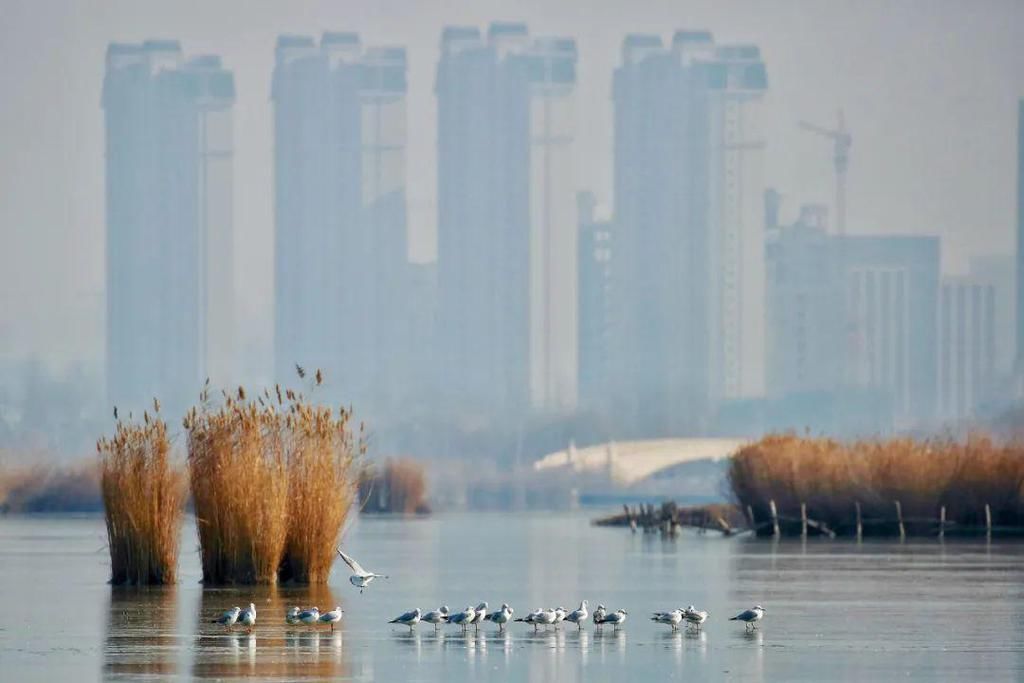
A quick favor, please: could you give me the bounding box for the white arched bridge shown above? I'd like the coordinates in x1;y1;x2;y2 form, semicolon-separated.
533;438;749;487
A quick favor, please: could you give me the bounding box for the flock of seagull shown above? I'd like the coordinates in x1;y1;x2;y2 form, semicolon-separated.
210;548;767;636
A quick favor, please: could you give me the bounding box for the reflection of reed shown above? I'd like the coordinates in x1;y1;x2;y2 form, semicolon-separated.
103;586;179;678
191;585;349;680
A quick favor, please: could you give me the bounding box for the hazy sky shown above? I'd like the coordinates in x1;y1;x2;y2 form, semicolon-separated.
2;0;1022;370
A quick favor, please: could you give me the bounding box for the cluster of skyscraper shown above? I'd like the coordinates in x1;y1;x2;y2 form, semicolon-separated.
103;28;1023;438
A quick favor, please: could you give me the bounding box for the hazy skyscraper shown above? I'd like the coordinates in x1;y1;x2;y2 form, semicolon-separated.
577;192;613;414
272;34;409;407
938;277;996;420
610;31;767;435
765;205;844;397
103;41;235;417
841;235;940;426
1017;99;1024;370
436;24;578;418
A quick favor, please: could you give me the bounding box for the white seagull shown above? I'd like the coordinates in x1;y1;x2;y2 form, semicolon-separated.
285;606;301;625
389;608;422;631
651;609;684;631
592;604;607;629
485;604;514;631
599;609;628;630
297;606;321;625
319;606;344;632
566;600;589;630
422;606;449;630
684;606;709;630
730;605;765;631
553;607;567;628
238;603;257;633
473;602;488;631
212;606;241;629
514;607;544;632
447;606;475;631
337;548;388;593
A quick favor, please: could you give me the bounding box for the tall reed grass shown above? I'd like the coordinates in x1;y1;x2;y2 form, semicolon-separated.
186;378;361;585
97;410;186;584
728;433;1024;535
358;459;429;514
280;402;360;583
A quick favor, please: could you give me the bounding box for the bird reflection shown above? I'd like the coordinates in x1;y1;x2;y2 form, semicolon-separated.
392;630;422;661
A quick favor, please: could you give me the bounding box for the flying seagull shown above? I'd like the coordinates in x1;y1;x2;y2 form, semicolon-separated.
730;605;765;631
337;548;388;593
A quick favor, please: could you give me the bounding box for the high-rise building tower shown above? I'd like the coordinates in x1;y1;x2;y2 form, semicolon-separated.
577;192;613;415
272;34;409;408
841;235;940;426
436;24;578;419
938;277;996;421
103;41;235;418
1016;99;1024;370
610;31;767;436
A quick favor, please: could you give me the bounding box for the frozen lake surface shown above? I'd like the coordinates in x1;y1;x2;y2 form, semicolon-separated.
1;512;1023;681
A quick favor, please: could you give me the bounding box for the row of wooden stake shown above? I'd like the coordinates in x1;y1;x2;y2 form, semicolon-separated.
751;500;997;540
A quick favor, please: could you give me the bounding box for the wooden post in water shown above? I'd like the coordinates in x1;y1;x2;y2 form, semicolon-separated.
855;501;863;541
895;500;905;540
800;503;808;539
938;505;946;541
985;503;992;540
769;499;780;539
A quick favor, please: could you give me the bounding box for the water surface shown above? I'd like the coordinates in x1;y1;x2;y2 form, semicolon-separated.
1;512;1022;681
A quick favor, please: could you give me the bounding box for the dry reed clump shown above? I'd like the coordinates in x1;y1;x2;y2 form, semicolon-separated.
186;378;362;585
728;433;1024;535
280;402;361;584
358;459;429;515
97;409;186;585
0;459;102;513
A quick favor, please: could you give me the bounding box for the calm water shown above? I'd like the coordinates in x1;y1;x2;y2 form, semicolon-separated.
1;512;1023;681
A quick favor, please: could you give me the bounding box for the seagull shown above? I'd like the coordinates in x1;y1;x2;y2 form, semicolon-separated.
422;606;449;630
592;604;607;629
535;608;557;630
447;606;475;631
337;548;388;593
473;602;488;631
238;603;257;633
553;607;567;628
389;608;422;631
319;606;344;632
514;607;545;632
485;604;514;631
684;606;709;630
651;609;684;631
212;606;241;629
297;606;321;625
566;600;589;630
285;606;301;625
599;609;628;630
730;605;765;631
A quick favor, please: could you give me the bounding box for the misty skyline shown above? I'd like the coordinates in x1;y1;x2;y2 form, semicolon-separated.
2;0;1024;371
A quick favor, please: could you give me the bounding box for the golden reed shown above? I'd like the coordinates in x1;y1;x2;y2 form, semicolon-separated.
97;406;186;585
185;376;361;585
728;433;1024;535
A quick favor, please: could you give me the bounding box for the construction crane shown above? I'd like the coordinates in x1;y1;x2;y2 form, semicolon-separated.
799;110;851;236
